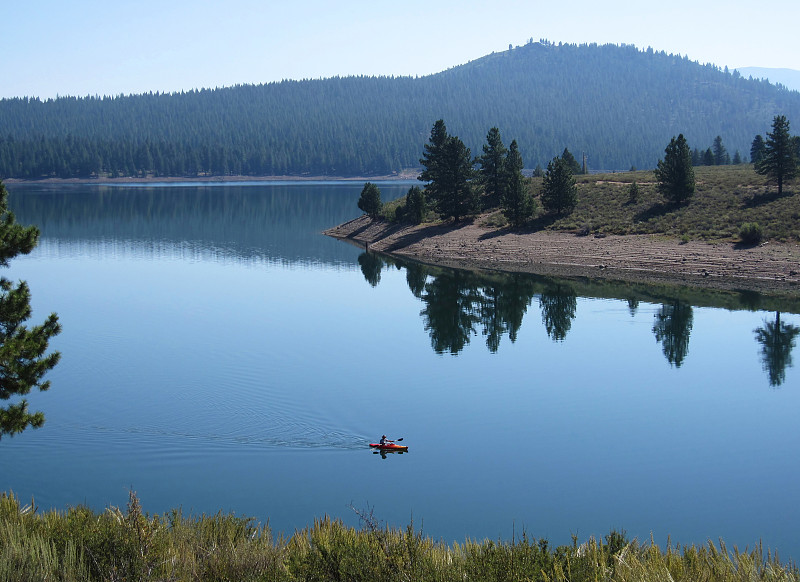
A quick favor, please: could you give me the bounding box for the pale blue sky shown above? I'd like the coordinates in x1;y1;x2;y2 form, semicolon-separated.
2;0;798;99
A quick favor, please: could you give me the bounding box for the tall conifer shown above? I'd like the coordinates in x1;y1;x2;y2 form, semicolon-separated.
502;141;535;227
478;127;508;209
654;134;695;204
0;181;61;438
755;115;798;196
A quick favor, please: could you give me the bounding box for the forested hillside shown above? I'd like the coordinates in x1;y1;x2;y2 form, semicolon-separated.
2;41;799;179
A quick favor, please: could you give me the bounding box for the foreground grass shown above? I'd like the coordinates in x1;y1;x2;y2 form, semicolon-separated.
1;492;797;582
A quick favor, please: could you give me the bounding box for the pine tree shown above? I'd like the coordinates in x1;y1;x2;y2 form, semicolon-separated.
712;136;728;165
357;182;383;218
477;127;508;210
654;134;695;204
501;140;535;227
419;120;477;222
0;181;61;438
541;156;577;215
561;148;582;174
755;115;798;196
751;135;766;165
419;119;449;189
404;185;426;224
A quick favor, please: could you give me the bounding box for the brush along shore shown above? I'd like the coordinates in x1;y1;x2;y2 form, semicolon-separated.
1;491;797;581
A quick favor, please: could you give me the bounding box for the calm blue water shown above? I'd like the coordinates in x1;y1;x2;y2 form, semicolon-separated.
2;181;800;557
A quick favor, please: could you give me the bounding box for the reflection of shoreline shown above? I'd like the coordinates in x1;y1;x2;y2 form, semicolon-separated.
8;183;411;267
358;251;800;383
325;215;800;297
3;172;420;185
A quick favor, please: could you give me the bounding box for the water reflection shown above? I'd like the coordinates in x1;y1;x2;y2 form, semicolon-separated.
7;182;410;267
358;252;384;287
754;312;800;387
420;269;484;355
481;274;537;351
652;301;694;368
540;283;577;342
358;252;800;385
372;449;407;459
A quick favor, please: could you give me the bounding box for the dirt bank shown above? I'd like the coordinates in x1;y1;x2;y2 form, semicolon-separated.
324;215;800;296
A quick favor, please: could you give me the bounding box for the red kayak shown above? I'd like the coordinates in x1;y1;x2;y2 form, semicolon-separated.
369;442;408;452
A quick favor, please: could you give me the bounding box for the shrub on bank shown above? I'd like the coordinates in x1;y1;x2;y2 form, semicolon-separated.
739;222;763;245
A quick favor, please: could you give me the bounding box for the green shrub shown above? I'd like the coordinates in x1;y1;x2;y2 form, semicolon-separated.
628;181;640;203
739;222;763;245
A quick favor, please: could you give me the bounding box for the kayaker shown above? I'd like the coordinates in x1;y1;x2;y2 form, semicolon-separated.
379;435;393;445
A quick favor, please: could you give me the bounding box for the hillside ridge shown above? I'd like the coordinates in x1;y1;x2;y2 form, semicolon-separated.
2;42;799;179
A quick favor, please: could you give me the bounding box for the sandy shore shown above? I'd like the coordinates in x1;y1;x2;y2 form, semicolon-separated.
324;215;800;296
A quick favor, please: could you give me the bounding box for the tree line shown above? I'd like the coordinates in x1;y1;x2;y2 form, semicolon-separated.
360;114;797;236
2;41;800;179
360;120;581;227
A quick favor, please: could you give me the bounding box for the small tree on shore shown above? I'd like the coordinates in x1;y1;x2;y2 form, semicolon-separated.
755;115;798;196
654;134;695;204
357;182;383;218
419;120;477;222
477;127;508;210
541;156;577;215
502;140;535;227
627;181;640;204
403;185;426;224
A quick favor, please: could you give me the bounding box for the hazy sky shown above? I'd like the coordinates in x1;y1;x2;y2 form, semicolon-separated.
3;0;799;99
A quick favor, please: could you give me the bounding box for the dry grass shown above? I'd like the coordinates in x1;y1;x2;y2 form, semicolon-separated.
2;491;798;581
549;165;800;242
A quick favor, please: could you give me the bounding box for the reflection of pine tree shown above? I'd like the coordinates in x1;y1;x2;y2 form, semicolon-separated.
652;301;693;367
480;277;537;353
493;274;538;345
357;252;383;287
410;259;538;354
404;262;428;298
420;271;482;354
754;312;800;387
481;285;506;353
540;283;577;341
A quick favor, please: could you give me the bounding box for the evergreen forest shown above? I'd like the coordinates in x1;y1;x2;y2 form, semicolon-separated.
1;41;799;179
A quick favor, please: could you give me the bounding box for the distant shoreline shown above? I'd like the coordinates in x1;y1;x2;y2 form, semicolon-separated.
3;171;421;185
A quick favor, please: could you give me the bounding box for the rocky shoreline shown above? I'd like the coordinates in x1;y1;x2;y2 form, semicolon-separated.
324;215;800;297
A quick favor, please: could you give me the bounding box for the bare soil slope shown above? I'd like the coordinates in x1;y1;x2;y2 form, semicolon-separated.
325;215;800;295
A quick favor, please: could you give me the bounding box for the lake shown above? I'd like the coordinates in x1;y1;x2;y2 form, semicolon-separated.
2;181;800;557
